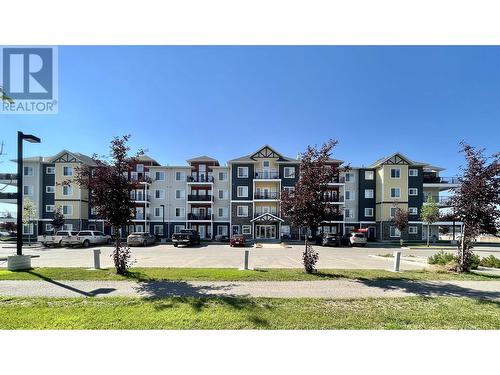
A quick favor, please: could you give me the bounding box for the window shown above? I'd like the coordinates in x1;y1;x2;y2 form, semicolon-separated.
281;225;290;236
23;185;33;196
409;169;418;177
218;172;228;181
22;224;34;235
390;168;401;179
46;186;55;193
175;208;185;218
242;225;252;235
46;224;54;232
63;205;73;216
175;171;185;181
218;189;228;200
390;188;401;198
218;207;228;218
63;166;73;176
154;225;164;235
46;166;55;174
409;207;418;215
345;172;354;182
284;167;295;178
46;205;55;213
237;206;249;217
174;225;185;233
237;167;249;178
390;207;398;218
155;190;165;199
217;226;228;236
136;164;144;173
154;207;162;217
263;161;270;168
90;207;97;216
62;224;73;231
283;186;295;195
409;226;418;234
409;188;418;196
175;189;185;199
155;171;165;181
344;208;353;219
345;191;353;200
364;189;374;199
232;225;240;235
364;208;374;217
364;171;374;180
24;166;34;176
390;226;401;237
63;185;73;196
237;186;248;198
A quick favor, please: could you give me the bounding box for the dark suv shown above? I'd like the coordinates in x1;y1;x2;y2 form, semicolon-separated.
321;233;342;247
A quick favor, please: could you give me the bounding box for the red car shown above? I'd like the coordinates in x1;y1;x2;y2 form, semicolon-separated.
230;234;246;247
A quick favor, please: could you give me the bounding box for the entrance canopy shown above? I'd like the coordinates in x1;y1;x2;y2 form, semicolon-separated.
251;213;284;223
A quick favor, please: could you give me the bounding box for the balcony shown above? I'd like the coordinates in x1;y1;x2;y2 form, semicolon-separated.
254;192;280;200
322;195;345;203
254;171;280;180
254;212;279;218
131;194;151;202
424;195;453;206
323;213;344;222
423;176;460;184
133;214;150;221
328;175;345;184
188;213;214;221
187;175;215;183
187;194;214;202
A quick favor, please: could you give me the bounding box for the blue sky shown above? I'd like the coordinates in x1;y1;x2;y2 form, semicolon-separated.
1;46;500;209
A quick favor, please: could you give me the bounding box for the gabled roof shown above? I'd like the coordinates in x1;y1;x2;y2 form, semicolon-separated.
250;213;285;223
48;150;97;166
186;155;220;164
137;154;160;165
368;152;436;169
228;145;297;164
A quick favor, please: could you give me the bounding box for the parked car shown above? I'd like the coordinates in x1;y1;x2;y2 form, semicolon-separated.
171;229;201;247
346;232;367;247
230;234;246;247
38;230;78;247
0;231;11;237
214;234;230;242
61;230;112;248
127;232;156;247
321;233;342;247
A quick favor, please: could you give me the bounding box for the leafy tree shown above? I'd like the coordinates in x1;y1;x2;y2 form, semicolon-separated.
392;208;409;246
51;207;65;232
73;135;143;275
22;198;37;246
450;142;500;272
420;196;440;247
281;139;340;273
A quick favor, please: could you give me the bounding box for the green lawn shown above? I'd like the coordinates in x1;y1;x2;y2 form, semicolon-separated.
0;296;498;329
0;267;498;281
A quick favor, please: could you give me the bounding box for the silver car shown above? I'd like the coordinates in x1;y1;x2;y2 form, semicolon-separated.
127;232;156;247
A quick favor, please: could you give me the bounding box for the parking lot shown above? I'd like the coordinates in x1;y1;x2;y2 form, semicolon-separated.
1;242;499;270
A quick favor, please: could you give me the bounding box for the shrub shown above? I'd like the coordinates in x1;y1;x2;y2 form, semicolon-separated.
428;251;456;265
470;254;481;270
480;255;500;269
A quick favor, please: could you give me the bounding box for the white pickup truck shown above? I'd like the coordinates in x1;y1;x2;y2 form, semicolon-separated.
61;230;112;248
38;230;78;247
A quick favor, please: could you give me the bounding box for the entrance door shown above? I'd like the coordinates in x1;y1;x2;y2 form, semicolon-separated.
368;227;376;241
256;225;276;239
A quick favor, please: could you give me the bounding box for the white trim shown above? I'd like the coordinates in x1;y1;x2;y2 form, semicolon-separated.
390;187;401;198
46;166;55;174
364;189;374;199
364;170;374;180
46;204;55;213
409;226;418;234
409;168;418;177
364;207;374;217
237;167;249;178
408;188;418;196
46;186;55;193
390;167;401;179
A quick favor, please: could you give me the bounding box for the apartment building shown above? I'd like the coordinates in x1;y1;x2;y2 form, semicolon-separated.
0;147;458;242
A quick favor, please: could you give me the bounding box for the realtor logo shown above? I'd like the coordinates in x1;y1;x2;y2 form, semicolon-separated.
0;46;58;114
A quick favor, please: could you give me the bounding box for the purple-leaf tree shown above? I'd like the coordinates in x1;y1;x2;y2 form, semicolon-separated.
73;135;144;275
450;142;500;272
392;208;409;246
281;139;340;274
51;206;65;233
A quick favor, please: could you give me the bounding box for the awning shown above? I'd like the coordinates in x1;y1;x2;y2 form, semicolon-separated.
251;213;285;223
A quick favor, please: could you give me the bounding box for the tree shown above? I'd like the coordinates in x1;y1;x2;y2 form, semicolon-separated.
0;86;14;104
281;139;340;273
22;198;37;246
392;208;409;246
4;221;16;233
51;207;65;232
420;196;440;247
73;135;143;275
450;142;500;272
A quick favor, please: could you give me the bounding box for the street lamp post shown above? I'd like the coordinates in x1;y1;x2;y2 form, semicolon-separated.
16;131;41;256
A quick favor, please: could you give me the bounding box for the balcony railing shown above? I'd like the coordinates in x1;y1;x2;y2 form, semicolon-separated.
424;196;453;205
188;213;214;221
187;194;213;202
254;171;280;179
423;176;460;184
187;176;215;183
323;213;344;221
329;176;345;184
131;194;151;202
322;195;345;203
254;212;279;218
254;192;280;200
134;214;150;221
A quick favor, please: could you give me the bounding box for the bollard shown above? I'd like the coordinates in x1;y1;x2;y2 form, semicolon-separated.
93;248;101;269
393;250;402;272
239;249;250;271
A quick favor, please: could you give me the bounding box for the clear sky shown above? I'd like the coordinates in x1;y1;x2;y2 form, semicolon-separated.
1;46;500;213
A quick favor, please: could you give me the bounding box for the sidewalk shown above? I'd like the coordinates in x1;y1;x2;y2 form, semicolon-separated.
0;279;499;300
